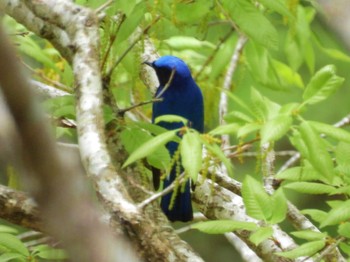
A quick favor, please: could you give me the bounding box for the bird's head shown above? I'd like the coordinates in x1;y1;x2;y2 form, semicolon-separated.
144;55;192;86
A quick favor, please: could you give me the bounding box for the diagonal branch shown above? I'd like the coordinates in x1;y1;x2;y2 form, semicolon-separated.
219;35;248;149
0;16;137;262
0;184;41;232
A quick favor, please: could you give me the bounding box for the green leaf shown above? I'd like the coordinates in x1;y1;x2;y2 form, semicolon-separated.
301;209;327;224
303;65;344;105
299;121;334;182
0;233;29;257
164;36;215;51
147;146;171;170
276;165;326;181
224;90;255;117
36;248;68;260
250;88;269;121
335;142;350;167
201;139;234;177
289;130;309;159
249;226;273;246
175;0;212;24
250;88;281;121
120;128;152;153
222;0;279;49
284;182;335;194
0;253;25;262
242;176;271;221
155;114;188;125
209;123;240;136
260;114;292;144
192;220;258;234
271;60;304;89
276;240;325;259
18;36;60;73
313;33;350;63
321;47;350;63
237;123;261;138
135;122;169;136
0;226;18;235
258;0;293;18
338;222;350;238
269;189;287;224
291;230;327;241
224;111;254;124
116;1;145;44
320;200;350;228
339;243;350;256
32;244;68;260
285;31;303;71
122;130;178;168
181;132;202;182
309;121;350;144
121;126;171;170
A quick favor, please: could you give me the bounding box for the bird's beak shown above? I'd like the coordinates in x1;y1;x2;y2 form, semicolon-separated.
143;61;154;68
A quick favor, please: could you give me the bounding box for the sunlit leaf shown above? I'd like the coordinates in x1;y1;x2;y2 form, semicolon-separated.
291;230;327;241
123;130;178;168
249;226;273;246
320;200;350;228
276;240;325;259
242;176;271;221
155;115;188;125
284;182;335;194
0;233;29;257
209;123;240;136
192;220;258;234
303;65;344;105
260;114;292;144
309;121;350;144
299;121;334;182
181;131;202;182
222;0;278;49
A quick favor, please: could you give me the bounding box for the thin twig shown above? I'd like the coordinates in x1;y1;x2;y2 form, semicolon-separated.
227;144;253;158
261;142;276;192
314;237;346;262
194;28;234;80
105;15;161;83
234;150;298;158
118;68;175;115
100;13;126;71
9;31;29;37
225;233;263;262
219;35;248;149
215;0;240;31
25;236;53;248
22;61;72;93
118;98;162;116
223;137;260;152
155;68;176;99
175;224;192;234
95;0;114;14
18;231;43;241
137;174;186;209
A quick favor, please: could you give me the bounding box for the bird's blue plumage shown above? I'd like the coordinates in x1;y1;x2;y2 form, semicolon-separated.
149;56;204;222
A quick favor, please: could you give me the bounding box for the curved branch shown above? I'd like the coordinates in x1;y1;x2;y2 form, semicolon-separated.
0;185;41;231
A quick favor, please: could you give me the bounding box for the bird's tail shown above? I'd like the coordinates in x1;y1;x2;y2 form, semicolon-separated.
160;173;193;222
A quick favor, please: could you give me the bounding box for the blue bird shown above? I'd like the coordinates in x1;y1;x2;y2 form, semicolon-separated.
145;55;204;222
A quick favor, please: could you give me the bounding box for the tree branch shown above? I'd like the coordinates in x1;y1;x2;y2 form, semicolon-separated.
0;185;41;231
0;15;138;262
219;35;247;149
